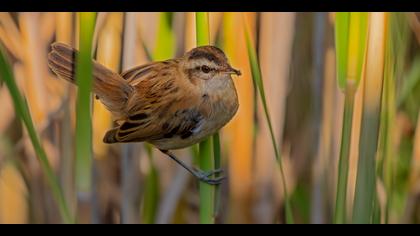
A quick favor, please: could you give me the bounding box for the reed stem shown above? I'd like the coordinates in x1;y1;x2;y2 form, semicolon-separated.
334;86;355;224
196;12;216;224
0;45;74;223
75;12;96;195
352;12;388;224
244;22;293;224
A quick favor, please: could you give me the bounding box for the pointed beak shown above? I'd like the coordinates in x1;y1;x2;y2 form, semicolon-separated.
223;66;241;76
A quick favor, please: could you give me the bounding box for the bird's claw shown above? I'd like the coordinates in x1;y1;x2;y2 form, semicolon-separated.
194;168;226;185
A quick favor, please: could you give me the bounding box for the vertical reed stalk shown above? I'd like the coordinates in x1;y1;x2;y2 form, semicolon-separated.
145;12;176;223
196;12;217;224
142;147;159;224
198;138;214;224
333;12;368;224
0;45;73;223
334;86;355;223
352;12;388;224
75;12;96;210
244;21;293;224
121;12;141;224
213;133;222;217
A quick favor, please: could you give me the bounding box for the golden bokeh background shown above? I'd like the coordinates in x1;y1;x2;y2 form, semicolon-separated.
0;12;419;224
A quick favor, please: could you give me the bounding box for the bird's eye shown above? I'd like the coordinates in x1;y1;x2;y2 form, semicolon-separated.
201;65;211;73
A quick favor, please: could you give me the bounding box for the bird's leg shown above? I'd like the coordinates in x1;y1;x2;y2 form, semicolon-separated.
159;149;226;185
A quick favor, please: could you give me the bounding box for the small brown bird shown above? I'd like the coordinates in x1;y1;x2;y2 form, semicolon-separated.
48;42;241;185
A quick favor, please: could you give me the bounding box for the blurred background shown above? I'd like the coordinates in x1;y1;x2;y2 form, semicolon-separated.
0;12;419;224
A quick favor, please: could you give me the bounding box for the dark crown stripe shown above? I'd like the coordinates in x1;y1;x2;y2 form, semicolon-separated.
188;50;222;65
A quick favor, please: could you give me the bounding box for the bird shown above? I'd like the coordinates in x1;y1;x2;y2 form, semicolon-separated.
47;42;241;185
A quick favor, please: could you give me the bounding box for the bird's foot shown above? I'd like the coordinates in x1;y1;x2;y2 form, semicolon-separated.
193;168;226;185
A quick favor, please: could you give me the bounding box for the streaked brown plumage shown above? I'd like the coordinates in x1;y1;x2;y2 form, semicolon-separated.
48;42;241;184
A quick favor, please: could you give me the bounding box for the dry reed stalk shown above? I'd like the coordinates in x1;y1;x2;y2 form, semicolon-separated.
0;87;15;133
0;13;23;59
222;12;255;223
0;163;28;223
353;12;388;223
120;12;142;224
19;13;48;125
94;13;123;158
254;12;295;223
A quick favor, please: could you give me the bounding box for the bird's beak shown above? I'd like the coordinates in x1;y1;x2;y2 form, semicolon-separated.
223;66;241;76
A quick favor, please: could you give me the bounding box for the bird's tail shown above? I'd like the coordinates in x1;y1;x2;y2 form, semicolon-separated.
47;42;132;116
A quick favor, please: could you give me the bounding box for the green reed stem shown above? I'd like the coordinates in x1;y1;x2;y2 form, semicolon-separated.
244;26;293;224
154;12;175;61
352;110;382;223
352;13;387;224
199;139;214;224
142;145;159;224
196;12;210;46
0;45;74;223
196;12;217;224
372;192;381;224
334;86;355;224
213;132;222;217
75;12;96;194
334;12;368;224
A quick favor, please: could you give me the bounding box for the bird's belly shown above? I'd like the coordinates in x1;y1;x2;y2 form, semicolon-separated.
150;135;206;150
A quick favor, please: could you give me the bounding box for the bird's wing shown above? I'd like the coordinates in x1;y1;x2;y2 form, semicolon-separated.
103;61;210;143
121;62;158;83
120;59;178;85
